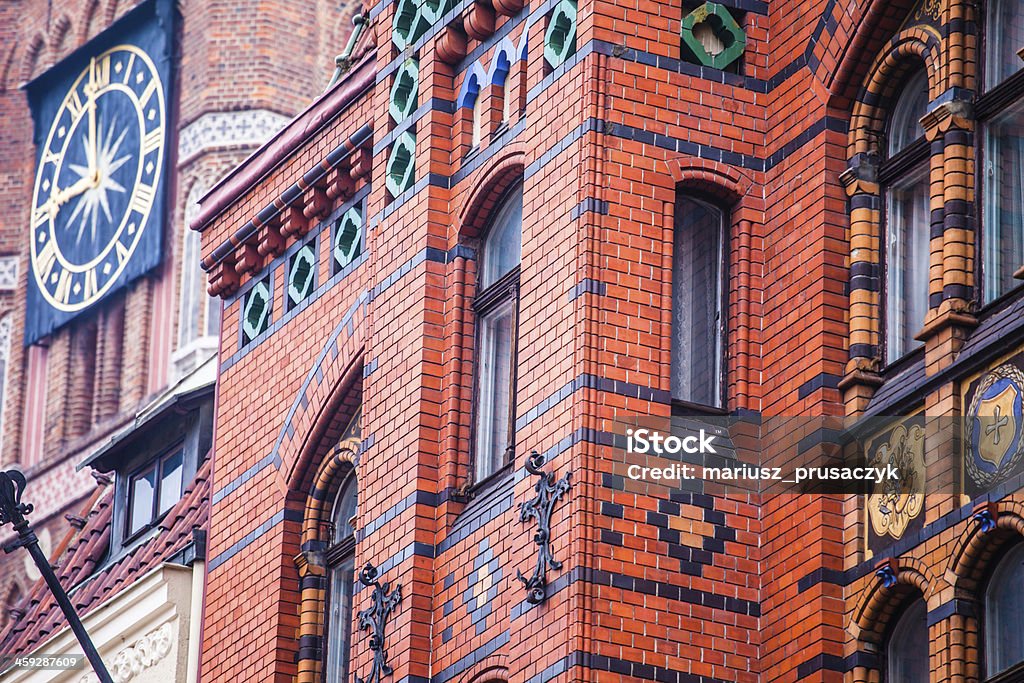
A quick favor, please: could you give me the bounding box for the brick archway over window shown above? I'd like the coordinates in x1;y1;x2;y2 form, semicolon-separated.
664;157;751;204
850;556;936;646
457;655;509;683
948;500;1024;593
294;438;360;683
457;149;526;240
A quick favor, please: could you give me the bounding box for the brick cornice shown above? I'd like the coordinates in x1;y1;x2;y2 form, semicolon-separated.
191;54;376;235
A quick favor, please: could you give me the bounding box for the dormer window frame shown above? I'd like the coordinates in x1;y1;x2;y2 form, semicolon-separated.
99;392;214;559
124;441;186;543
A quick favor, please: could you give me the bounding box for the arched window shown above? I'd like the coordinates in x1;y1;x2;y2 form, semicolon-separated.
886;598;929;682
324;471;357;683
985;543;1024;677
472;181;523;482
882;67;930;362
175;184;221;378
980;0;1024;303
671;194;725;408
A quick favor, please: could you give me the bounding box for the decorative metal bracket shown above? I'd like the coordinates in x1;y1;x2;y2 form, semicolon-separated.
516;451;572;604
355;562;402;683
0;470;32;533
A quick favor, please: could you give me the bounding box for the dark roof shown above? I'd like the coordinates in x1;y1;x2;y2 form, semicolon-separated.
0;458;211;657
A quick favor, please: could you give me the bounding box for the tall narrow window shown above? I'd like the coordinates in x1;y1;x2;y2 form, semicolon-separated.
981;1;1024;303
986;543;1024;677
472;181;523;482
179;226;202;348
671;195;725;407
882;68;930;361
324;472;357;683
886;598;929;682
0;316;10;459
175;185;221;378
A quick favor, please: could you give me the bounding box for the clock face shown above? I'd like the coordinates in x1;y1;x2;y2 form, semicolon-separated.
29;44;166;312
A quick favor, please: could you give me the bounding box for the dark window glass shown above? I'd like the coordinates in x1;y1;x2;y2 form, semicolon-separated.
882;68;930;362
472;181;523;481
985;0;1024;91
886;599;929;682
887;70;928;156
126;447;185;538
986;544;1024;676
980;1;1024;304
325;472;357;683
982;100;1024;302
671;196;725;407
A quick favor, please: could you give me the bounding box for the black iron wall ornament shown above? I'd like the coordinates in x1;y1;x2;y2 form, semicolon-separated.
516;451;572;604
354;562;402;683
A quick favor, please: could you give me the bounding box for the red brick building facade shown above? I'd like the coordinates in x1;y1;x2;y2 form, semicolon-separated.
189;0;1024;680
1;0;1023;680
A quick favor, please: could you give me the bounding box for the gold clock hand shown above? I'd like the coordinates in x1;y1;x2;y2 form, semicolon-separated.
50;176;93;210
87;57;98;179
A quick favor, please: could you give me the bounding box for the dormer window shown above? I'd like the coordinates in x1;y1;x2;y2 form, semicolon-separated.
126;446;185;538
81;358;215;557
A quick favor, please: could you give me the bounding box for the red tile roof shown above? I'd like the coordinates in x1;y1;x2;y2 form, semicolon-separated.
0;457;210;657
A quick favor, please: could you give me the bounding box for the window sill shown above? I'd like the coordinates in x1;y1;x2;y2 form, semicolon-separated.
466;461;514;500
671;399;729;417
985;659;1024;683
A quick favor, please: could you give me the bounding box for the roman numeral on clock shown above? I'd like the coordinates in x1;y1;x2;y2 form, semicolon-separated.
142;130;163;155
116;241;131;264
32;206;50;228
140;80;157;107
35;238;57;280
93;55;111;90
122;54;136;84
131;183;155;213
54;269;73;305
83;268;98;301
67;89;85;119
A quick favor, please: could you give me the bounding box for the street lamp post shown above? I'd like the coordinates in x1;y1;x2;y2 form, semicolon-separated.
0;470;113;683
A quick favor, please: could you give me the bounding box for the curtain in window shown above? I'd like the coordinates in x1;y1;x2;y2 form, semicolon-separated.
671;196;724;406
325;474;358;683
986;543;1024;676
985;0;1024;91
983;100;1024;302
474;299;514;479
886;163;930;359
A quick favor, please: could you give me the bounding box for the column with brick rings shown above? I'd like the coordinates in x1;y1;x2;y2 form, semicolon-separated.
840;158;884;413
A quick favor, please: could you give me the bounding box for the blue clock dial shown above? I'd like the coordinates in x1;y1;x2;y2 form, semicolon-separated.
30;45;166;312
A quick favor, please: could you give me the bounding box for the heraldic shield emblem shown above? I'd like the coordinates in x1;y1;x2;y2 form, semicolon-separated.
965;362;1024;496
866;416;926;555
